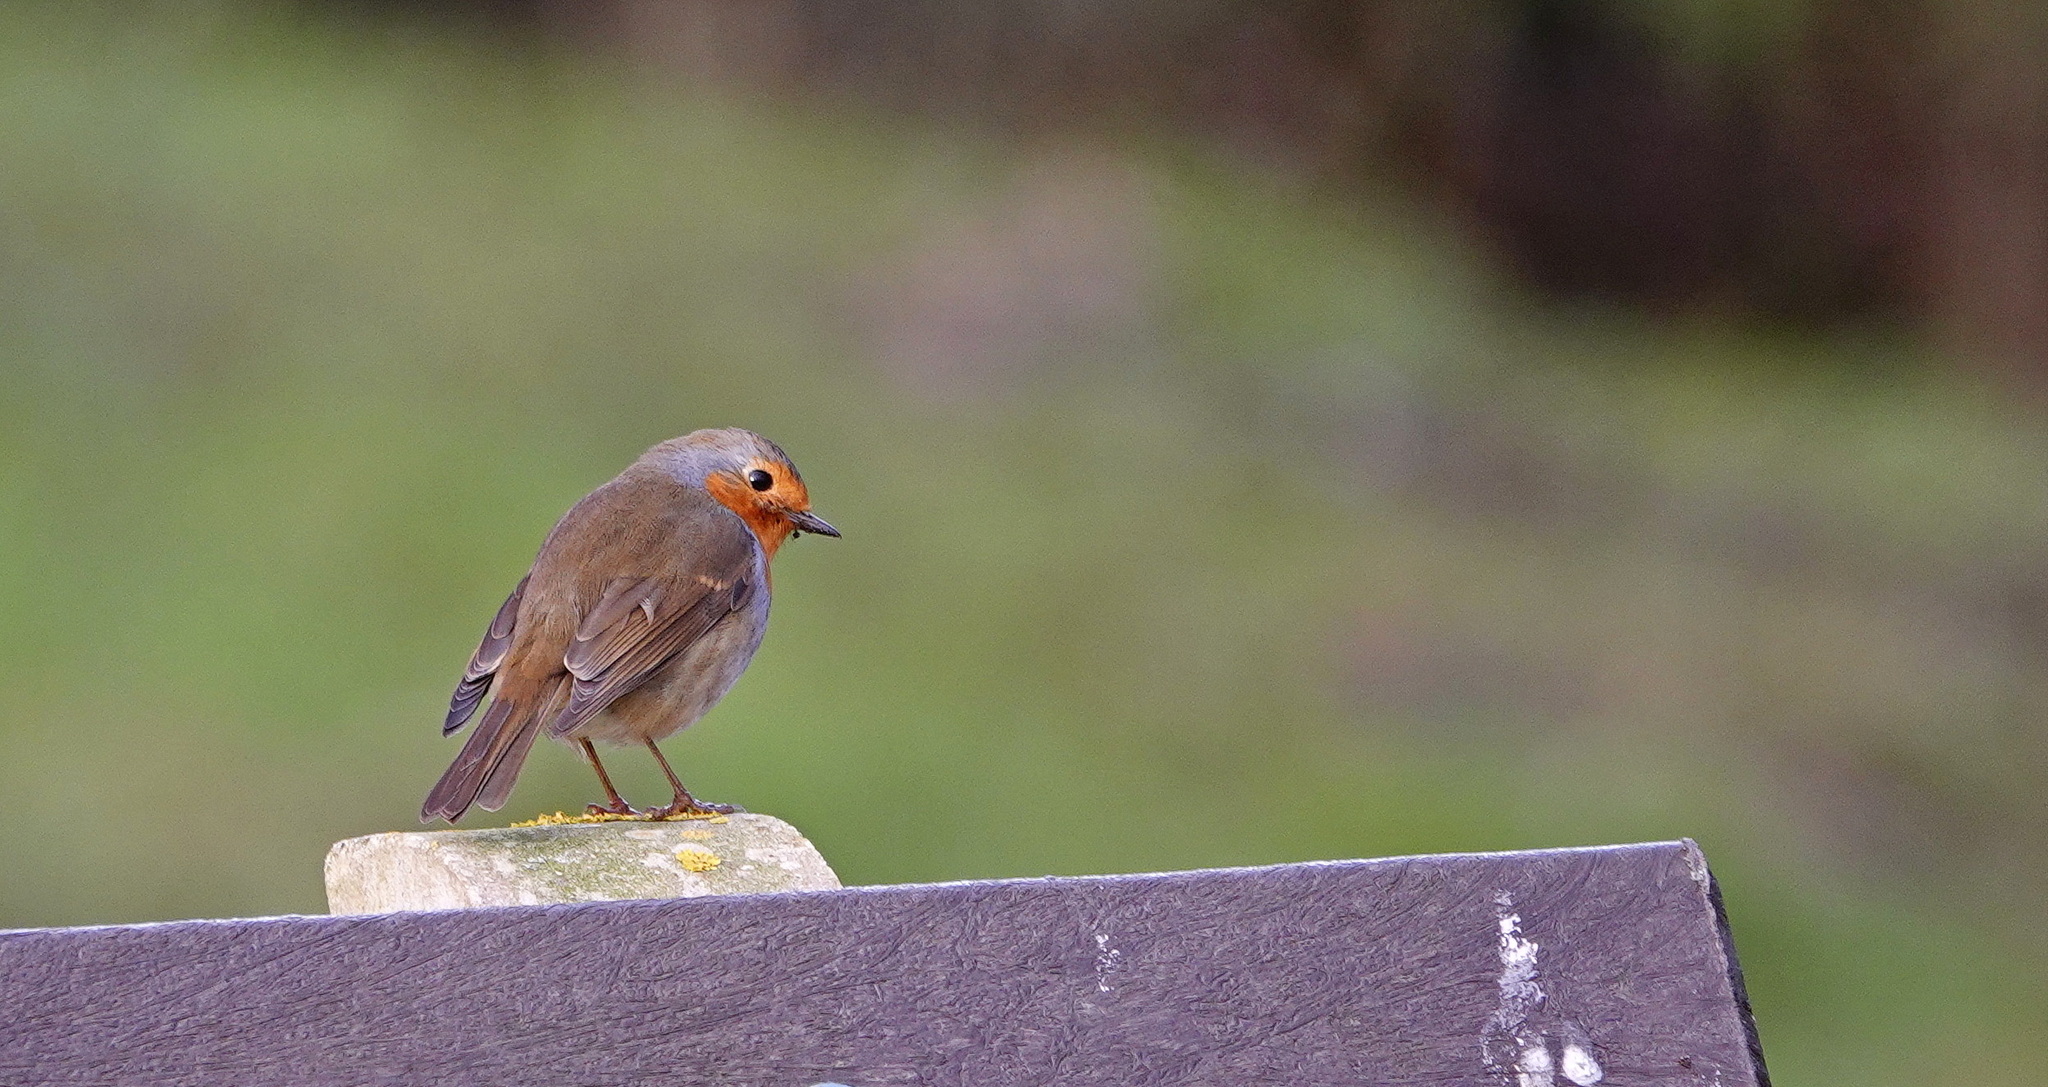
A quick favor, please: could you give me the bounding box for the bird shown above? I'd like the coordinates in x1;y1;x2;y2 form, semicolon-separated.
421;428;838;824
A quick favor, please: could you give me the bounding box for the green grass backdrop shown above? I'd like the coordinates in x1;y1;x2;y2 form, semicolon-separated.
3;4;2046;1082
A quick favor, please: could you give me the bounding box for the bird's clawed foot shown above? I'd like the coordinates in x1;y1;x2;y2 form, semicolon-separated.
581;797;741;821
645;794;741;820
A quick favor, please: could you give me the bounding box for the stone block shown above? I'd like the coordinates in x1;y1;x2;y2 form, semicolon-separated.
324;814;838;914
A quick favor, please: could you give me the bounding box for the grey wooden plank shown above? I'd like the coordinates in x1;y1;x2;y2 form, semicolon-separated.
0;839;1768;1087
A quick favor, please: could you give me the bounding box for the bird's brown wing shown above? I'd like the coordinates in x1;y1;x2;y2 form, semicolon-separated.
443;574;529;734
546;519;757;739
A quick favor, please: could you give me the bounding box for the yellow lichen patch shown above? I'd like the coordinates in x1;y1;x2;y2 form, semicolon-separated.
510;811;636;827
509;810;734;828
674;847;722;872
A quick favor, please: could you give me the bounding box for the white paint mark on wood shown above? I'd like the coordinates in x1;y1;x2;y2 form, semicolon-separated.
1517;1041;1555;1087
1484;890;1552;1085
1561;1042;1603;1085
1482;894;1607;1087
1490;890;1545;1029
1093;932;1123;992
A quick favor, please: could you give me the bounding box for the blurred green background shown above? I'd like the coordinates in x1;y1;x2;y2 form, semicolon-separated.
5;1;2048;1082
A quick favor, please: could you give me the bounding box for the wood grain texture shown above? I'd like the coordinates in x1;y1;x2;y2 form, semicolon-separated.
0;840;1769;1087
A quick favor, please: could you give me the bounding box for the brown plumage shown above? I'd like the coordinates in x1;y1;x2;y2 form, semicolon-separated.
421;428;838;824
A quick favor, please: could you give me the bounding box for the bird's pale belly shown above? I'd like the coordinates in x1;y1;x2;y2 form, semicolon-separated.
564;602;769;747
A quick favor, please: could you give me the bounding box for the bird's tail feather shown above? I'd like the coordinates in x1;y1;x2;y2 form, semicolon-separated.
421;677;573;823
473;712;547;813
421;697;535;823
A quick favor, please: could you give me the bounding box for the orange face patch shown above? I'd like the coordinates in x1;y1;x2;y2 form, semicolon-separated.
703;459;811;559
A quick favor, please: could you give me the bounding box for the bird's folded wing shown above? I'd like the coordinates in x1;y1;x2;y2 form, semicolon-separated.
444;574;529;734
548;536;755;738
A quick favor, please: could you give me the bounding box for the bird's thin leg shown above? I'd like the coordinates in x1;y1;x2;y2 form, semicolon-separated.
579;738;637;817
642;739;738;818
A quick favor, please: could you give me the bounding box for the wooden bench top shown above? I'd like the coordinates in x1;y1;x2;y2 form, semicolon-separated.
0;838;1767;1086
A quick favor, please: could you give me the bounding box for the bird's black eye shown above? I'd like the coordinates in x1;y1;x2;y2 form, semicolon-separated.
747;469;774;492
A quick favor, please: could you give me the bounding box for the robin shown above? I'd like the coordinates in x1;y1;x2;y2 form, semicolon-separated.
421;428;838;824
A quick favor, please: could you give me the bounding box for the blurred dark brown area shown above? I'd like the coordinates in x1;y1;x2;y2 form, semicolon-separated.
338;0;2048;380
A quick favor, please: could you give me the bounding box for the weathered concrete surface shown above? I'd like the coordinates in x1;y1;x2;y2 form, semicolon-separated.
324;814;839;914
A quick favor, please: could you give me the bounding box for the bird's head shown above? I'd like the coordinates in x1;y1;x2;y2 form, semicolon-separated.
651;428;839;556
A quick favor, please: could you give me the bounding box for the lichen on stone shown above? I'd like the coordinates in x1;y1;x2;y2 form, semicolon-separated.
510;810;729;828
674;847;722;872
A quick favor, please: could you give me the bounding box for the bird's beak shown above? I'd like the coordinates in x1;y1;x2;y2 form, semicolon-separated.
785;509;841;538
